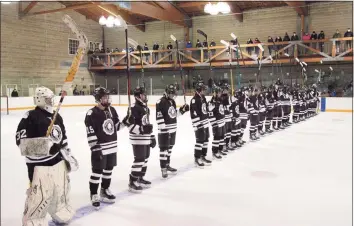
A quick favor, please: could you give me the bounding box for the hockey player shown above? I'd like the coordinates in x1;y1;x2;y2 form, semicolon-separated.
156;84;189;178
221;83;234;151
230;90;243;147
265;85;275;133
16;87;77;226
279;85;291;127
257;86;267;135
274;80;284;129
208;85;226;159
125;86;156;192
292;84;301;123
190;81;212;168
248;86;260;141
238;87;249;144
85;87;126;208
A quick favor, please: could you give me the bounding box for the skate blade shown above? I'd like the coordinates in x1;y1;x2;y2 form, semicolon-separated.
167;171;178;175
140;184;151;189
100;198;115;204
128;188;143;193
194;164;204;169
203;162;212;166
212;157;222;161
92;205;100;210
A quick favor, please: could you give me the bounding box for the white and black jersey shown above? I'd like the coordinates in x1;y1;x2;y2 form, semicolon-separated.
258;93;266;113
15;107;67;181
221;95;233;123
156;96;181;134
265;91;275;110
190;92;209;131
85;106;123;155
129;101;152;145
238;94;248;120
230;98;241;123
208;96;225;128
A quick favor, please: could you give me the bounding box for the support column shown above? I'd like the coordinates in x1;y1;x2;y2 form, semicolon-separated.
301;15;305;37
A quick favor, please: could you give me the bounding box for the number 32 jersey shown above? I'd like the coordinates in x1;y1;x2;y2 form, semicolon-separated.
84;106;123;155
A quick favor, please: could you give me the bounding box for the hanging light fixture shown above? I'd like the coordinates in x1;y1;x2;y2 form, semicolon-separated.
99;16;107;26
217;2;231;14
113;18;121;26
204;2;213;14
204;2;230;15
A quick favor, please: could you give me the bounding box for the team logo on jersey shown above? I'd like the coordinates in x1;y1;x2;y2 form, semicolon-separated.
168;106;177;118
142;114;149;125
202;103;207;114
102;118;115;135
219;105;224;115
235;105;239;114
50;125;63;144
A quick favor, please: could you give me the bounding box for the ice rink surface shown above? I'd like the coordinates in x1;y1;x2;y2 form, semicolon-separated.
1;107;352;226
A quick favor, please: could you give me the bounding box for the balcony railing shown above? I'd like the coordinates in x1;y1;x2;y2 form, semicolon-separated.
88;37;353;70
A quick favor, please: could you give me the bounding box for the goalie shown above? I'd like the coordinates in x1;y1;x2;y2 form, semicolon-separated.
15;87;78;226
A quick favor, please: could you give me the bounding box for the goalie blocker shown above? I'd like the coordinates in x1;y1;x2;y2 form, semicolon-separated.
16;86;78;226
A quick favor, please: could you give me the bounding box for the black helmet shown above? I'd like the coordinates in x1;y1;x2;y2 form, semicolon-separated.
165;84;177;99
195;81;206;92
93;87;111;107
212;85;222;94
133;86;148;103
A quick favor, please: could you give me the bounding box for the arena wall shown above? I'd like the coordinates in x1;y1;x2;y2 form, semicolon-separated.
1;96;352;113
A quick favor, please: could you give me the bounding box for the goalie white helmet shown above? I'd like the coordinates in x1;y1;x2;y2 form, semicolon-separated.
33;86;55;113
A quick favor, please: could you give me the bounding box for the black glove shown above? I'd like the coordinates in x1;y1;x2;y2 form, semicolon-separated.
141;124;153;134
123;114;134;126
150;135;156;148
179;104;190;114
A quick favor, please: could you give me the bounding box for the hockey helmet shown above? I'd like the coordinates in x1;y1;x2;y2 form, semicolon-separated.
33;86;55;113
195;81;206;93
165;84;177;99
133;86;148;103
93;87;111;107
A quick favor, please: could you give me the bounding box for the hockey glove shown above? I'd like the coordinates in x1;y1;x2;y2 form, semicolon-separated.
150;135;156;148
123;114;135;126
179;104;190;115
60;148;79;172
141;124;153;134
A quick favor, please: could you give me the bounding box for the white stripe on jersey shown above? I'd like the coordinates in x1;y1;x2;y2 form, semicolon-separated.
129;134;151;145
25;152;60;163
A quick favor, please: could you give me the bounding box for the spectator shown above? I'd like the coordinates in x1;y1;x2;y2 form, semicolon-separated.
302;32;311;54
160;44;165;60
310;31;318;50
274;36;282;55
143;43;150;61
210;39;216;56
246;38;253;55
344;28;353;50
203;40;208;58
196;39;202;48
167;42;173;61
113;47;119;52
152;42;159;63
208;77;213;94
106;48;111;53
283;32;290;54
186;40;192;59
254;38;261;56
333;29;341;53
318;30;325;52
11;89;19;97
73;85;79;95
290;32;299;55
267;36;274;55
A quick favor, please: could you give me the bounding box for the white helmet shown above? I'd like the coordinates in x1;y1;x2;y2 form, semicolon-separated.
33;86;55;113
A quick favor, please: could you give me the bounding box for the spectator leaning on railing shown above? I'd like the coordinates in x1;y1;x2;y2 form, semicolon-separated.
274;36;282;54
333;29;341;53
302;32;311;54
310;31;318;50
246;38;253;55
210;39;216;56
167;42;173;61
283;32;290;54
344;28;353;50
267;36;274;56
318;31;325;52
290;32;299;55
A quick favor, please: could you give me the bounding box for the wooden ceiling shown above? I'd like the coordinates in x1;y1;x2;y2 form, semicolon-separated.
19;1;309;32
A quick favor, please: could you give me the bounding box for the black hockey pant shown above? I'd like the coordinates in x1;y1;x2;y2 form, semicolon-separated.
224;121;232;146
130;145;150;182
231;119;241;144
158;132;176;169
282;105;291;123
258;110;266;131
300;104;306;119
250;113;259;136
194;127;209;159
212;126;224;154
293;104;300;122
240;117;248;141
272;106;282;128
265;109;273;129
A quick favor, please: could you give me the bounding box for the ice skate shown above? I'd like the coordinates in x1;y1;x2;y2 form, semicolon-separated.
250;134;257;141
139;177;152;189
219;150;228;157
266;128;273;134
167;165;177;175
161;168;168;179
100;188;116;203
212;152;222;160
227;143;236;151
195;158;205;168
259;129;266;136
201;156;212;166
129;176;143;193
91;194;100;210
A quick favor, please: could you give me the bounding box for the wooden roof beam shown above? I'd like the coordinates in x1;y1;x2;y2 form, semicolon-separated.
230;3;243;23
155;1;192;27
122;2;187;27
20;1;38;17
94;4;146;32
24;2;97;16
283;1;308;16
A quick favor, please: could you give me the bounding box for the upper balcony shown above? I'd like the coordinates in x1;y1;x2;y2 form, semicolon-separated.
88;37;353;71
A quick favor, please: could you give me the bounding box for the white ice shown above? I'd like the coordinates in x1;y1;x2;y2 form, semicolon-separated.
1;107;352;226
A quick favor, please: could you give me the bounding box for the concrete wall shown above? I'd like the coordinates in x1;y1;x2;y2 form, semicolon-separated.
0;2;103;96
1;95;352;113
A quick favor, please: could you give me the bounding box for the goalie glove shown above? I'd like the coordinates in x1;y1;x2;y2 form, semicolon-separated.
60;148;79;172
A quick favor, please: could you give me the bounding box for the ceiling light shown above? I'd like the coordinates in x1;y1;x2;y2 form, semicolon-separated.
99;16;106;25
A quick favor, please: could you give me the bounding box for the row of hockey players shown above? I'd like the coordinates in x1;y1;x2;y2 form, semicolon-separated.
15;82;319;225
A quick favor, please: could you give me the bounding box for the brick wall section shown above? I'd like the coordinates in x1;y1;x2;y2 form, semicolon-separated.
1;2;102;96
308;2;353;36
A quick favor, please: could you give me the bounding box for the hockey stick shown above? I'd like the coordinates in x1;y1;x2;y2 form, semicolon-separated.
221;40;234;99
171;34;186;104
256;44;264;87
197;29;213;79
46;15;88;137
231;33;245;66
128;38;145;89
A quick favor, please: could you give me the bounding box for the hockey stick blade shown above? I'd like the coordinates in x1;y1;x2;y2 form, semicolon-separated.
46;15;88;137
220;40;229;47
170;34;177;42
230;33;237;40
257;44;264;52
128;38;138;49
197;29;207;38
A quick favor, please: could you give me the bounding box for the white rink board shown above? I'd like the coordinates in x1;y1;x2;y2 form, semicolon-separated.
1;107;352;226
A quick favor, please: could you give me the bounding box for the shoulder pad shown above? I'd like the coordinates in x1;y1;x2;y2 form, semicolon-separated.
87;109;93;116
191;99;195;104
22;111;30;119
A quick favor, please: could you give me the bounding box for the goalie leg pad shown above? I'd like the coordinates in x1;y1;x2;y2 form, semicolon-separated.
22;166;54;226
48;161;74;224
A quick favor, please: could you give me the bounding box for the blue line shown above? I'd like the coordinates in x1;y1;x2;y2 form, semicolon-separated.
48;163;195;226
320;97;326;112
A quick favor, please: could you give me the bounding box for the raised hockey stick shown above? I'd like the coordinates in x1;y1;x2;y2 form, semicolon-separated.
221;40;234;98
197;29;213;79
128;38;145;89
256;44;264;87
231;33;245;66
46;15;88;137
170;34;186;104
